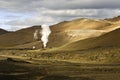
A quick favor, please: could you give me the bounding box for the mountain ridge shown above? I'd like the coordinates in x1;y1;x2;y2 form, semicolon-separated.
60;28;120;51
0;16;120;49
0;28;9;35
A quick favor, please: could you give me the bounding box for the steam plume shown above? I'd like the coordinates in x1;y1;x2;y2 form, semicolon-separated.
34;30;39;40
41;24;51;48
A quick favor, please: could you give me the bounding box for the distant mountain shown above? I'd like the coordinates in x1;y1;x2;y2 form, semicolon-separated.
61;28;120;51
0;28;9;35
0;17;120;49
105;16;120;22
0;26;41;48
51;18;112;31
48;18;120;48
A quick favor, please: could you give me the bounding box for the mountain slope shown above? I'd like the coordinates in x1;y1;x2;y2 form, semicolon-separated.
48;18;120;47
51;18;112;31
0;28;9;35
0;17;120;49
12;18;113;48
105;16;120;22
0;26;41;48
61;28;120;51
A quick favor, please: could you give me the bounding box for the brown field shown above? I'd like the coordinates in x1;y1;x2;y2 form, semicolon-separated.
0;54;120;80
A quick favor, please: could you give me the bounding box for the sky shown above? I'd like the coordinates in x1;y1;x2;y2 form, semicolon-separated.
0;0;120;31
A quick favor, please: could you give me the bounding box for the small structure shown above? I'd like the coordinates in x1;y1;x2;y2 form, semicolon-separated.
32;46;36;49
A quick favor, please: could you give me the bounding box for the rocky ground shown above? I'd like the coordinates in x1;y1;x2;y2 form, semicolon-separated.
0;54;120;80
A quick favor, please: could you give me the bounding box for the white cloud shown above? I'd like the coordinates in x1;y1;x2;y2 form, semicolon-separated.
9;26;28;31
0;0;120;12
41;9;98;17
0;0;120;31
41;8;120;18
6;15;60;31
4;8;120;31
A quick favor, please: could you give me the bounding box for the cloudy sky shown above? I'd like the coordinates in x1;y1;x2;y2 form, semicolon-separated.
0;0;120;31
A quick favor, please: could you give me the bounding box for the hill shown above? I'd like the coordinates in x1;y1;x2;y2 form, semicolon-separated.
60;28;120;51
48;18;120;47
51;18;112;31
105;15;120;22
27;28;120;64
0;17;120;49
0;26;41;48
14;18;115;48
0;28;9;35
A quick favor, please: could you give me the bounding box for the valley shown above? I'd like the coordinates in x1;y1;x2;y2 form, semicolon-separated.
0;16;120;80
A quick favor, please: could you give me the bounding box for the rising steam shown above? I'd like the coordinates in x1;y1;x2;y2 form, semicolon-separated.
41;24;51;48
33;30;39;40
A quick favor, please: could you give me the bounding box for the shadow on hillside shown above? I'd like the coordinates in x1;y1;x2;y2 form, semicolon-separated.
0;59;47;80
